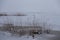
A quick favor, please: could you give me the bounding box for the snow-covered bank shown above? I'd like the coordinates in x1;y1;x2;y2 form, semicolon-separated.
0;31;56;40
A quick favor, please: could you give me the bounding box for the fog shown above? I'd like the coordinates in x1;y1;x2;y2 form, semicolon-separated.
0;0;60;30
0;0;60;12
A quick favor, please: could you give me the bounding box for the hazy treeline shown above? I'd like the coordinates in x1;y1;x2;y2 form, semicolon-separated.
0;12;51;37
0;12;26;16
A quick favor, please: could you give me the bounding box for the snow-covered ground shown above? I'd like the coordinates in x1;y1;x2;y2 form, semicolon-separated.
0;31;56;40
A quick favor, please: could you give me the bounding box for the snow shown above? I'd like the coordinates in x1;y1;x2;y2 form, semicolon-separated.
0;31;56;40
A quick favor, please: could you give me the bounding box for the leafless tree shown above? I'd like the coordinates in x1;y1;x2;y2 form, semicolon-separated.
0;13;7;16
13;12;27;16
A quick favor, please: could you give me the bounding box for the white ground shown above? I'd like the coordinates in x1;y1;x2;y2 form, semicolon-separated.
0;31;56;40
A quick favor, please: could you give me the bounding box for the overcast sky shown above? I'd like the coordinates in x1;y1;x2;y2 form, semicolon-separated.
0;0;60;12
